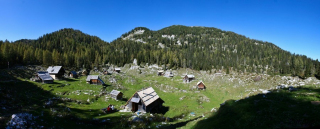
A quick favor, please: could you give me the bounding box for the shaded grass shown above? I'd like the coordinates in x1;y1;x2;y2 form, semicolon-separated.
0;72;131;128
193;86;320;129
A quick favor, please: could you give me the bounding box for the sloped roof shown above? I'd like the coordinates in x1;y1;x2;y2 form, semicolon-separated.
86;75;99;81
137;87;160;106
47;66;62;74
37;72;53;81
70;71;77;75
110;90;121;96
115;68;121;70
98;78;105;84
197;81;205;86
186;75;195;78
158;70;164;73
131;97;140;103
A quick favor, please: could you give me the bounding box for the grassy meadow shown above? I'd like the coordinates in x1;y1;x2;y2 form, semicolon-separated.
1;65;320;128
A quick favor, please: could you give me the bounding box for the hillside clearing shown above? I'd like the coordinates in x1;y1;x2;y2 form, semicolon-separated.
1;65;320;128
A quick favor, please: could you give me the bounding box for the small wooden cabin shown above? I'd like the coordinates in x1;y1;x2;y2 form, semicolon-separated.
114;68;121;73
37;72;54;84
86;75;105;85
158;70;164;76
125;87;164;113
69;71;78;78
183;75;195;83
196;81;206;90
110;90;123;100
47;66;65;80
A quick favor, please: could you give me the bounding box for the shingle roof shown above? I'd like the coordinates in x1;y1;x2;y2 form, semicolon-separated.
137;87;160;106
37;72;53;81
110;90;121;96
47;66;62;74
86;75;99;81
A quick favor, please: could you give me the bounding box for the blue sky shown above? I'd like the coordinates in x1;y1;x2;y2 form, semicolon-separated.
0;0;319;60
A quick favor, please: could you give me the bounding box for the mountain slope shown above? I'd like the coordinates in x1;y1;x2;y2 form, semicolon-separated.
1;25;320;78
115;25;320;78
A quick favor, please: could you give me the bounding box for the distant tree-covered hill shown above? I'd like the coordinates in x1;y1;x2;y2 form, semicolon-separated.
0;28;109;69
1;25;320;78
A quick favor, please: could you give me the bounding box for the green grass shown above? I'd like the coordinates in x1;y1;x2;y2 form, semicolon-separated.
1;66;320;128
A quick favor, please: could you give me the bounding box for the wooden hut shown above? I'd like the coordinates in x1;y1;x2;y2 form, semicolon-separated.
37;72;54;84
69;71;78;78
110;90;123;100
86;75;105;85
125;87;164;113
47;66;65;80
183;75;195;83
114;68;121;73
157;70;164;76
196;81;206;90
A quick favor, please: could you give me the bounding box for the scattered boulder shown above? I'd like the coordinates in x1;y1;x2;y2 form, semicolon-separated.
262;90;271;94
276;85;286;89
211;108;217;112
6;113;39;129
288;86;298;91
132;116;144;122
179;96;186;101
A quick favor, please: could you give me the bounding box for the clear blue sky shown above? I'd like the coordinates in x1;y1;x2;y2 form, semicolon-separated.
1;0;319;60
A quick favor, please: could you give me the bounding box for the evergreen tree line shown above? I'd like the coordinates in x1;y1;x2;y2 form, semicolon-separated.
1;26;320;79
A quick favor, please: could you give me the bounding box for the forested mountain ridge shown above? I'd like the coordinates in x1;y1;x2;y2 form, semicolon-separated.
1;25;320;78
0;28;109;68
117;25;320;78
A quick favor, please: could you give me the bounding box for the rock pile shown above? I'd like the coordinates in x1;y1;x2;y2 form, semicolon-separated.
6;113;41;129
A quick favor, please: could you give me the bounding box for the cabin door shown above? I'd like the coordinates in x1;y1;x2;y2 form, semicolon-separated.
132;102;138;112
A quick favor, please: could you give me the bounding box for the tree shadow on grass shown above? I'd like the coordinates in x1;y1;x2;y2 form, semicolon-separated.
69;106;127;117
193;87;320;129
0;77;128;129
63;78;78;82
157;105;169;115
160;115;203;129
0;81;56;128
48;81;62;85
120;98;128;102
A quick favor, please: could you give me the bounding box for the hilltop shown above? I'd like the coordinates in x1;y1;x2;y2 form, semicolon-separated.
116;25;320;78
